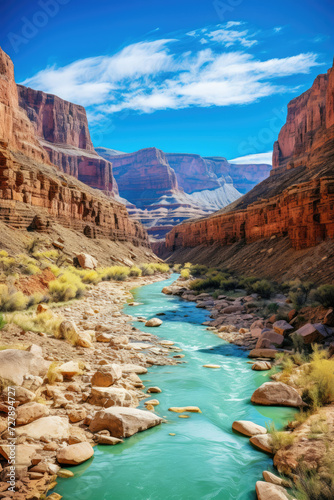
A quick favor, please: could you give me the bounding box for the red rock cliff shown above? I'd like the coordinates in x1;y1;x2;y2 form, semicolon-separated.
0;47;149;250
17;85;117;195
165;61;334;255
273;63;334;173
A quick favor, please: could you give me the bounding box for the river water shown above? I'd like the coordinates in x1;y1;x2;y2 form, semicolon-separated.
55;274;296;500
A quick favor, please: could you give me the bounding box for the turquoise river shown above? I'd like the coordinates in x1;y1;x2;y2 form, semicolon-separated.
54;274;296;500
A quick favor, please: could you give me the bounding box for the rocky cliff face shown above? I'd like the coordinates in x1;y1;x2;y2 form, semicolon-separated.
0;47;150;256
273;63;334;173
162;61;334;276
17;85;117;195
97;147;269;240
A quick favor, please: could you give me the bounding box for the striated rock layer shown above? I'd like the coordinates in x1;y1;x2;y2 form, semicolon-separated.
0;47;150;253
161;62;334;279
17;85;118;195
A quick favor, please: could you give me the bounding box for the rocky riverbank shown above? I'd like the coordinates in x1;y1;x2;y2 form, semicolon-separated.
0;272;183;499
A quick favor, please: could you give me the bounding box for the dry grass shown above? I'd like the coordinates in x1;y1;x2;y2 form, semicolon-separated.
6;310;63;336
267;422;295;453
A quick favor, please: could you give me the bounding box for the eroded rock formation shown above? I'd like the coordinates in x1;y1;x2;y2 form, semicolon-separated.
0;47;150;252
17;85;117;195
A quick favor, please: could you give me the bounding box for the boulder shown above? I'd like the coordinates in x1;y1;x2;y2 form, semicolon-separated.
68;408;87;423
89;407;162;438
256;331;284;349
109;335;129;347
255;481;289;500
147;387;162;394
221;305;244;314
58;361;82;380
294;323;331;344
145;318;163;327
89;387;132;407
96;332;112;343
77;253;98;269
91;365;122;387
16;402;49;426
232;420;267;437
251;382;304;407
1;386;35;406
262;470;290;488
0;444;40;467
15;416;70;440
121;364;147;374
95;435;123;445
273;320;293;336
250;434;273;454
324;308;334;327
249;349;278;359
0;349;49;387
57;443;94;465
252;361;272;371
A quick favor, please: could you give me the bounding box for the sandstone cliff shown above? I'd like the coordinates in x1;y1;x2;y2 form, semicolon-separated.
161;61;334;282
0;47;151;262
17;85;118;195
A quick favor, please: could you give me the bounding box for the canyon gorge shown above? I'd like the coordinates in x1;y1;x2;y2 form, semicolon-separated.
160;60;334;283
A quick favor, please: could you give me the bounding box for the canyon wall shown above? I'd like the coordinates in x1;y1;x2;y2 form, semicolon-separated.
272;62;334;173
0;47;150;254
17;85;117;195
163;61;334;265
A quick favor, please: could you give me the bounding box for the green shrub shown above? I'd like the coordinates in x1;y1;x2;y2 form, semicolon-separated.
48;270;85;302
189;277;221;291
220;278;239;291
301;347;334;409
267;302;279;314
140;263;155;276
0;313;6;329
312;284;334;308
180;269;190;280
0;285;29;312
292;458;334;500
190;264;208;277
8;310;62;336
266;422;294;453
101;266;130;281
252;279;275;298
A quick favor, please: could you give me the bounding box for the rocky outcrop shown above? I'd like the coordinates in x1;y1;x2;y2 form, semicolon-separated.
17;84;118;195
273;62;334;173
162;61;334;270
0;48;151;253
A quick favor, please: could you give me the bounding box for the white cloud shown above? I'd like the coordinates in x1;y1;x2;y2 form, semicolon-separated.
20;23;321;118
229;152;273;165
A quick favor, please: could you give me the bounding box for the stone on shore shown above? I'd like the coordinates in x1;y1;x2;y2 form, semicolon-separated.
95;435;123;445
16;402;49;426
147;387;162;393
0;349;49;387
273;320;294;336
15;416;70;440
56;442;94;465
293;323;331;344
203;364;221;369
58;361;82;380
232;420;267;437
91;364;122;387
0;444;41;467
145;318;163;327
89;387;132;407
168;406;201;413
262;470;290;488
251;382;304;407
250;434;273;454
89;407;162;438
256;331;284;349
121;364;148;374
252;361;272;371
77;253;98;269
249;349;278;359
256;481;290;500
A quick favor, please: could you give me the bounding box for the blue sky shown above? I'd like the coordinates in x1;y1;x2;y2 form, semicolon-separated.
0;0;333;161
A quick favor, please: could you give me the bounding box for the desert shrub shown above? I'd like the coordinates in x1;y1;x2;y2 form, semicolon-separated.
48;270;85;302
0;313;6;329
150;263;170;273
101;266;130;281
76;269;100;284
33;250;59;261
301;346;334;409
267;422;294;453
172;263;182;272
180;269;190;280
0;285;29;312
292;458;334;500
183;262;192;269
0;254;16;273
139;263;155;276
47;361;62;384
267;302;279;314
189;277;221;291
308;417;329;440
238;276;258;293
220;277;239;291
312;284;334;308
8;310;62;336
190;264;208;277
251;279;275;298
288;282;315;310
129;266;142;277
26;237;43;255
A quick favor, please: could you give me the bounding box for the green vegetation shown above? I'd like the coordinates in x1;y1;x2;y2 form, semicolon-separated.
7;310;63;336
292;456;334;500
267;422;295;453
0;313;6;329
312;284;334;308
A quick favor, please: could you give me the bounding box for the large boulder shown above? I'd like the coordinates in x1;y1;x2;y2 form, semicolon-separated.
255;481;289;500
232;420;267;437
58;361;82;380
249;349;278;359
294;323;331;344
252;361;272;371
0;444;41;467
59;321;93;348
121;364;147;374
15;416;70;440
88;387;132;407
77;253;98;269
89;407;162;438
56;443;94;465
145;318;163;327
250;434;273;454
256;331;284;349
91;364;122;387
0;349;49;387
16;402;49;426
251;382;304;407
